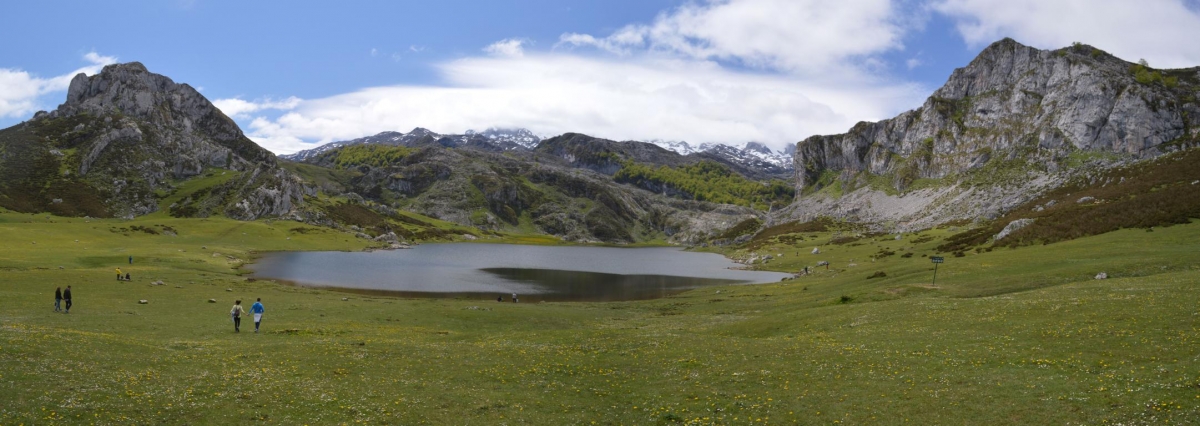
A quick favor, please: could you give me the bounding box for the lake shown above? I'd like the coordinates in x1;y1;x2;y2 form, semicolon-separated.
247;243;791;302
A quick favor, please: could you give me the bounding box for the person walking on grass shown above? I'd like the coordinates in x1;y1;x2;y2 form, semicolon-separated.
54;287;62;312
230;300;247;333
250;298;265;333
116;268;123;281
63;286;72;313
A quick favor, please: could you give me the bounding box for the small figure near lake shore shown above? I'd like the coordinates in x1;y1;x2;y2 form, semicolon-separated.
512;293;518;303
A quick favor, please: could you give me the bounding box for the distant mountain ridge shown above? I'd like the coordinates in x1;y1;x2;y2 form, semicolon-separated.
280;127;542;162
282;129;795;178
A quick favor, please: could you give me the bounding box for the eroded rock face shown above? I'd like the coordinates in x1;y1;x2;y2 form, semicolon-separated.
790;38;1200;227
22;62;305;220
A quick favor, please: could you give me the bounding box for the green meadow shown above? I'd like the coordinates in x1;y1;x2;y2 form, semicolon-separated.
2;210;1199;424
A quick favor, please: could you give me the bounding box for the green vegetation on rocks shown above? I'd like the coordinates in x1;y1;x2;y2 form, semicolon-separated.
318;144;414;169
615;160;794;209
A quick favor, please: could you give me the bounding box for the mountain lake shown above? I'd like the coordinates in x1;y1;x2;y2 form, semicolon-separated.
247;243;792;302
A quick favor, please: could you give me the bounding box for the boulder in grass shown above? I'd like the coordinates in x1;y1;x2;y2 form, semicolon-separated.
208;299;217;303
812;247;820;254
1095;272;1108;280
138;300;148;304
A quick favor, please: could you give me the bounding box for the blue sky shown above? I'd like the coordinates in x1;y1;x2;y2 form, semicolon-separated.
3;1;1200;154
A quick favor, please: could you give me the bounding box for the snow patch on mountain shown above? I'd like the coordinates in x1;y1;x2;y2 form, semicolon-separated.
645;139;794;171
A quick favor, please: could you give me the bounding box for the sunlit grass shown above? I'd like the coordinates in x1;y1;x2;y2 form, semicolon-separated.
1;211;1199;424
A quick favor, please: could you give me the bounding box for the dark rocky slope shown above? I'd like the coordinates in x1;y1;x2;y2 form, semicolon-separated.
301;141;759;244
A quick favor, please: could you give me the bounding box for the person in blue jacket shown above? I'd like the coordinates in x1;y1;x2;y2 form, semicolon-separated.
250;298;266;333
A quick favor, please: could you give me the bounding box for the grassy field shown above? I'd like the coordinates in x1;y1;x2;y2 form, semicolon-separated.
2;211;1199;424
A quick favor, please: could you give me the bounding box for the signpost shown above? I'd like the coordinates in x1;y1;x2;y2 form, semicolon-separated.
930;256;944;286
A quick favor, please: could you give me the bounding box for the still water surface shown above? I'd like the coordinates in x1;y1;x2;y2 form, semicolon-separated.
248;243;790;301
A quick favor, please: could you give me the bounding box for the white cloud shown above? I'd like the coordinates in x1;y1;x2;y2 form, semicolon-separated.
241;1;931;155
409;45;426;53
242;54;923;155
933;0;1200;68
484;38;527;57
212;96;301;119
906;58;922;69
0;51;116;118
559;0;912;75
370;48;378;57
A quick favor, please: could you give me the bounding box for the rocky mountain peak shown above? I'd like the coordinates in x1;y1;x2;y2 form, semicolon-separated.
788;38;1200;229
5;62;302;220
743;142;771;154
408;127;438;137
468;127;542;149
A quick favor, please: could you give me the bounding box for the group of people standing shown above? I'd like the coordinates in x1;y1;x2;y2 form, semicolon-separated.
230;298;266;333
54;286;72;313
51;257;273;336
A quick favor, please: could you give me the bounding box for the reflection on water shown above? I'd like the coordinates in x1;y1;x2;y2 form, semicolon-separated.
479;268;744;302
248;243;791;302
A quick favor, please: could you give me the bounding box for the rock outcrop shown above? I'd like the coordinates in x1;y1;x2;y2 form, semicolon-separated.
302;140;759;244
1;62;305;219
787;38;1200;229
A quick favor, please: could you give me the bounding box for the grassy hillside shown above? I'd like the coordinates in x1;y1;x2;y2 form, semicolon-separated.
1;211;1199;424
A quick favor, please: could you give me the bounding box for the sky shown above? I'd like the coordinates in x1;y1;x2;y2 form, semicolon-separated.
3;0;1200;155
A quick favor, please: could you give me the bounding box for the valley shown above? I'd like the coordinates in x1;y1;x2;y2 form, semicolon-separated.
1;34;1199;425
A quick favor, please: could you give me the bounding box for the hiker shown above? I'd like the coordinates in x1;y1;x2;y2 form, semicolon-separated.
63;286;72;313
128;255;132;265
116;268;123;281
512;293;518;303
496;295;503;302
250;298;265;333
230;300;247;333
54;287;62;312
125;272;131;281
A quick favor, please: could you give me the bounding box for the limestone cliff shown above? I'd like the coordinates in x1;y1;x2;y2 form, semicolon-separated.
787;38;1200;228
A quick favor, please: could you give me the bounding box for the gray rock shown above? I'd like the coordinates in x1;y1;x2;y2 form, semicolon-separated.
811;247;820;254
995;218;1036;241
1077;196;1096;204
26;62;310;220
1095;272;1108;280
789;39;1196;227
